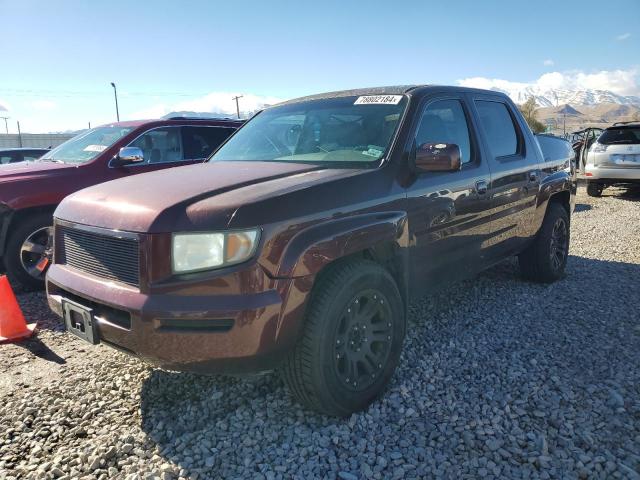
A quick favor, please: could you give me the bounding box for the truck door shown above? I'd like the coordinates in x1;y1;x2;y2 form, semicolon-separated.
405;95;493;295
469;95;541;257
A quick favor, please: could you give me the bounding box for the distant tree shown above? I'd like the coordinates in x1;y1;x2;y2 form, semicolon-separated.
518;97;546;133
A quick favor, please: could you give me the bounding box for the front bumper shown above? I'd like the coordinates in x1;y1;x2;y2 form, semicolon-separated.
585;164;640;183
46;263;310;374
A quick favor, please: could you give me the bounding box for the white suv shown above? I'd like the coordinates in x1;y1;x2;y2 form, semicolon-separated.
584;122;640;196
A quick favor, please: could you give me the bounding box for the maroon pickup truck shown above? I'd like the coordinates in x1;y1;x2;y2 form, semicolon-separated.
47;86;575;415
0;118;242;289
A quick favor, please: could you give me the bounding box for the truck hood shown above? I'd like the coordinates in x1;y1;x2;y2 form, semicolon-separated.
55;161;359;233
0;160;76;182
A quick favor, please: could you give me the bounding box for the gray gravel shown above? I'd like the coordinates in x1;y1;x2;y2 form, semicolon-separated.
1;186;639;480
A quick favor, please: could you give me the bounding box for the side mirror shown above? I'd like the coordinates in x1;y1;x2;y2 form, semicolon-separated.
415;143;461;172
112;147;145;167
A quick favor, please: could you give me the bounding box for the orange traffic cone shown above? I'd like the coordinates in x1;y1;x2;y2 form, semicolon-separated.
0;275;36;343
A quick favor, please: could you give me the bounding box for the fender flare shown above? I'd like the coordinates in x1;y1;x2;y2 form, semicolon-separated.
532;169;573;231
273;211;409;280
270;211;410;347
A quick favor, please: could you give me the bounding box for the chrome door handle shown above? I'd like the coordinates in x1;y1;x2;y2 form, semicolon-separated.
475;180;488;195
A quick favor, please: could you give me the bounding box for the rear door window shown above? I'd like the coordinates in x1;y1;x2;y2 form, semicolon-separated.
182;126;235;160
475;101;520;157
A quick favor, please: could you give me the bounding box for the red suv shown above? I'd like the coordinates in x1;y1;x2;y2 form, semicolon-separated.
0;117;242;289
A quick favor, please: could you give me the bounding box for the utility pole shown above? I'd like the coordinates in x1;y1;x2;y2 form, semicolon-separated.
88;121;91;129
232;95;243;119
17;121;23;147
110;82;120;122
0;116;9;134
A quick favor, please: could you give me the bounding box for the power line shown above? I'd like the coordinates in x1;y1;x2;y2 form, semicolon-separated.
0;88;220;98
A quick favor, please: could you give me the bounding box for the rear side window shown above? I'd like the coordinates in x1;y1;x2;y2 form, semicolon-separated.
415;99;473;164
598;127;640;145
182;126;235;160
475;101;519;157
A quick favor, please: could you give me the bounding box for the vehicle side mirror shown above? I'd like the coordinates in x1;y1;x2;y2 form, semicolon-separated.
112;147;145;167
415;143;461;172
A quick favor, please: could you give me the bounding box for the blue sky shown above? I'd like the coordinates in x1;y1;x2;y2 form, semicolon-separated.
1;0;638;132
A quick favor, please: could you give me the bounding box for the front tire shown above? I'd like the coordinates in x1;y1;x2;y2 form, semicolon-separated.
518;203;569;283
4;213;53;290
586;182;603;197
281;259;405;416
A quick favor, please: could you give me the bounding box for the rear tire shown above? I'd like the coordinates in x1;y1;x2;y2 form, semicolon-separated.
4;213;53;290
281;259;405;416
518;203;569;283
586;182;603;197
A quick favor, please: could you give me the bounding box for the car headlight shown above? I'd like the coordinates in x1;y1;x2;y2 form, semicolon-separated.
172;229;260;273
590;143;608;153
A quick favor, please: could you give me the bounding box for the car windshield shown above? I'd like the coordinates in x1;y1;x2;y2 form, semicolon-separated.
210;95;408;166
598;127;640;145
41;126;134;163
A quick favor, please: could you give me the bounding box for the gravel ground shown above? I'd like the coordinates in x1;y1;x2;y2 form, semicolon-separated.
1;186;639;480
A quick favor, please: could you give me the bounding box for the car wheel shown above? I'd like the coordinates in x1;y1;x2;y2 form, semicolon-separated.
281;259;405;416
4;213;53;290
518;202;570;283
586;182;603;197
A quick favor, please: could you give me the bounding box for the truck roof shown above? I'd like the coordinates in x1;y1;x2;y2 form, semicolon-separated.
278;85;509;106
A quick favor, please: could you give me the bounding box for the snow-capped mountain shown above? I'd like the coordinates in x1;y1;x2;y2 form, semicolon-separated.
487;86;640;107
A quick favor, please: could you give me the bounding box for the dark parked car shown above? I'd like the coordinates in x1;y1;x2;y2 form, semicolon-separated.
47;86;575;415
0;147;50;164
0;118;242;289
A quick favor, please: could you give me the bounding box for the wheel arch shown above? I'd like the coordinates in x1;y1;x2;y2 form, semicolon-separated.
0;205;57;256
548;189;571;218
275;211;410;305
272;212;410;351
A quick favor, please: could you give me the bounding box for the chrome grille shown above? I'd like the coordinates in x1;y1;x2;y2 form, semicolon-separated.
58;225;140;288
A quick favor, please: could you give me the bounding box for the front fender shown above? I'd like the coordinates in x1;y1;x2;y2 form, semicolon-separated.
270;211;409;348
273;211;408;279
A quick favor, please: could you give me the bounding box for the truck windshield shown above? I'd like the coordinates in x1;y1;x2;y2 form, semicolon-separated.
210;95;408;166
41;126;134;164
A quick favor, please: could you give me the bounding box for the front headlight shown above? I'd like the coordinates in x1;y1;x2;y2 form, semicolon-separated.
590;143;608;153
172;229;260;274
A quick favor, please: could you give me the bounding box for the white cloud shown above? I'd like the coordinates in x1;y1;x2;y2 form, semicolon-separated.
543;59;554;66
616;32;631;41
0;99;10;112
30;100;57;110
458;68;640;96
130;91;286;120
